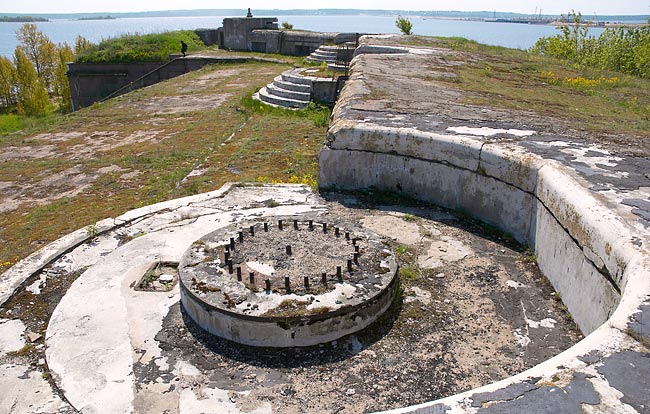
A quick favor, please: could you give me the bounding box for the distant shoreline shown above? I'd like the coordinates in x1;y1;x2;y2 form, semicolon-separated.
0;16;49;23
422;16;649;28
1;9;648;25
78;16;116;21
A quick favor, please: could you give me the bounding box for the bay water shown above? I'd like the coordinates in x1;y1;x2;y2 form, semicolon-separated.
0;14;606;58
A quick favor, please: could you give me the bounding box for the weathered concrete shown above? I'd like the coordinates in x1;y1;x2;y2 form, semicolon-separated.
44;184;327;413
68;55;285;109
0;182;584;413
222;17;279;51
318;34;650;413
254;68;340;109
178;220;398;347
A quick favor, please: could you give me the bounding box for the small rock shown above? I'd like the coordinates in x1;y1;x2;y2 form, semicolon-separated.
159;274;174;284
26;331;42;343
346;388;356;396
435;273;445;278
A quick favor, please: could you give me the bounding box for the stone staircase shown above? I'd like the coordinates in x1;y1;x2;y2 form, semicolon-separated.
305;45;338;64
307;44;355;72
253;68;315;109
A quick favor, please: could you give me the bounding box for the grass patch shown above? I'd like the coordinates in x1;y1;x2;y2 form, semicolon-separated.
239;92;332;128
0;61;329;270
0;114;23;134
396;35;650;140
400;264;420;282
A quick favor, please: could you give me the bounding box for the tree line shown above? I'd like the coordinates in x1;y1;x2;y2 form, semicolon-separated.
0;23;93;116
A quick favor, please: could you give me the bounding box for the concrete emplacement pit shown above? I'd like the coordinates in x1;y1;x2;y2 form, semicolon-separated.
179;219;398;347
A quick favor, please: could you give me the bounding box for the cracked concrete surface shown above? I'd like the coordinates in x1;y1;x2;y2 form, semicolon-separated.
318;34;650;414
0;184;583;413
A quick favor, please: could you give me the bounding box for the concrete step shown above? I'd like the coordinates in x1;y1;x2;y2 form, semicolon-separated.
317;45;339;51
281;71;313;86
306;56;338;64
272;76;311;93
310;54;338;63
265;83;311;101
327;63;348;72
256;87;309;109
312;50;338;58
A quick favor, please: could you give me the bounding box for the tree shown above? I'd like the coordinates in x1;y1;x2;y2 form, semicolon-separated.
54;43;74;112
0;56;17;107
281;21;294;30
15;23;57;90
14;48;49;116
74;35;93;55
396;16;413;35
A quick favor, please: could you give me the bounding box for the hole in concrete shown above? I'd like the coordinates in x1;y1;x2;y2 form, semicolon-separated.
134;261;178;292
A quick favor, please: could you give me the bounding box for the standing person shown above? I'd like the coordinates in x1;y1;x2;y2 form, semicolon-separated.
180;40;188;58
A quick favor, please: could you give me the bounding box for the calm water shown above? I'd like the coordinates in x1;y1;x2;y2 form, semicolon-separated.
0;14;606;58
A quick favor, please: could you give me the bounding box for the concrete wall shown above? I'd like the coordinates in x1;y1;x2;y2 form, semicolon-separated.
194;28;220;46
319;122;629;334
180;274;399;347
249;30;339;56
278;31;338;56
67;57;259;110
311;78;341;104
222;17;278;50
67;61;164;110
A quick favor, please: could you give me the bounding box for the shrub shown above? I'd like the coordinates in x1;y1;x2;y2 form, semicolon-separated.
531;11;650;79
396;16;413;35
75;31;205;63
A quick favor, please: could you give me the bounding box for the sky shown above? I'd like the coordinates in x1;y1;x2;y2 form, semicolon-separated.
0;0;648;15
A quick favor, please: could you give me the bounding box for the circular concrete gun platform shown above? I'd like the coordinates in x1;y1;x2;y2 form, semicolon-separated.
179;219;397;347
1;184;590;413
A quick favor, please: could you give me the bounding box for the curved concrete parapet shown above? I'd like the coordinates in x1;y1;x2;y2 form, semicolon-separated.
319;36;650;414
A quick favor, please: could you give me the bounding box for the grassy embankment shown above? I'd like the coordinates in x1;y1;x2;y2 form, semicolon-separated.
0;59;329;272
74;30;206;63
